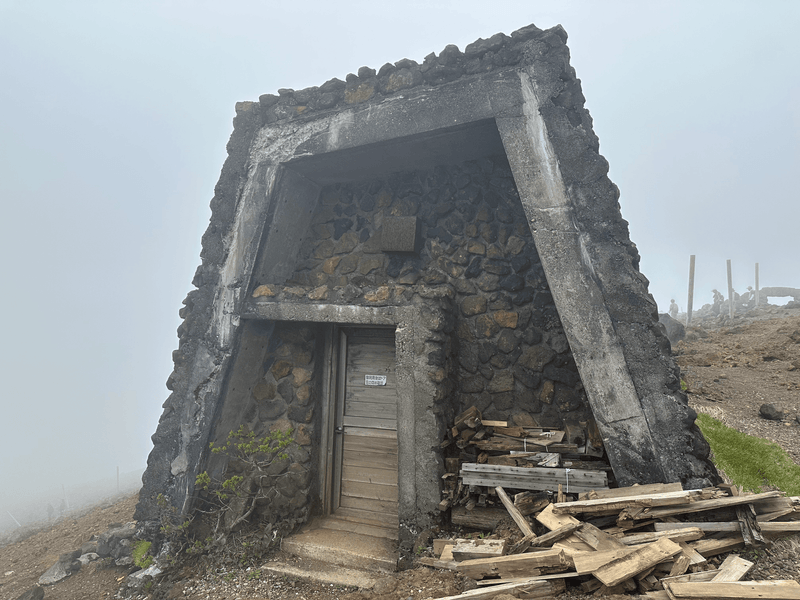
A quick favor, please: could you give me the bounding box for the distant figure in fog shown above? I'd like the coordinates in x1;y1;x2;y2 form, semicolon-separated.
59;499;66;516
669;299;679;319
712;289;724;315
47;502;54;522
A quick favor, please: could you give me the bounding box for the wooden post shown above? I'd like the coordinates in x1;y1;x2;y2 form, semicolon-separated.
686;255;695;326
755;263;760;307
726;259;734;319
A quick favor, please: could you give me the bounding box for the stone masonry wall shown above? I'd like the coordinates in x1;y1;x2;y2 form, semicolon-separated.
253;155;591;429
201;321;318;530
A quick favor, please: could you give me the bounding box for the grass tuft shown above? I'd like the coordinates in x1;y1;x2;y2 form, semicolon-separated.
696;413;800;496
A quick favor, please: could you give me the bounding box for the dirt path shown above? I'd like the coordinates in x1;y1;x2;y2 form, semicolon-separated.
0;494;138;600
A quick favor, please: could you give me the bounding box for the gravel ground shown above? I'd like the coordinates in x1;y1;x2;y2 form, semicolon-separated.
4;308;800;600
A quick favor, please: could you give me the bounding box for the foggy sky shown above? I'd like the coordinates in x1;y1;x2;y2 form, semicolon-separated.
1;0;797;524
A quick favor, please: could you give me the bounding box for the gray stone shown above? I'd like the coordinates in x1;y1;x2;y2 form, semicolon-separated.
760;403;785;421
519;344;555;371
78;552;99;565
658;313;686;347
14;587;44;600
39;552;81;585
460;296;487;316
488;371;514;393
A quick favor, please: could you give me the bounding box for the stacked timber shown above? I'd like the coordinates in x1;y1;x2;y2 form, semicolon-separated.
439;406;612;524
419;481;800;599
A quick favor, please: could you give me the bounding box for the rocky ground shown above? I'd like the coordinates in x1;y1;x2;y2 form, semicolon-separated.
2;306;799;600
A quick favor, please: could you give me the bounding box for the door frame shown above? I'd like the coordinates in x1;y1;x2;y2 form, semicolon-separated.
246;301;443;537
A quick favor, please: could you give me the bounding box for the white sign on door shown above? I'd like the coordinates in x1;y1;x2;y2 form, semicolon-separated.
364;375;387;386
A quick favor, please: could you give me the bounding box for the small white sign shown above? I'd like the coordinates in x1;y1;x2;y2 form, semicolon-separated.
365;375;387;386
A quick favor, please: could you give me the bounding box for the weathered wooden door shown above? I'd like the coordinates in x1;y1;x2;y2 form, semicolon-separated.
332;328;399;527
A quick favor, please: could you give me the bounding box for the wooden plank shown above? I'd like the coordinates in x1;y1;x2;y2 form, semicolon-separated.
535;504;594;553
319;517;397;540
338;493;397;515
644;491;784;519
677;541;708;566
342;415;397;430
689;534;745;557
451;506;508;530
579;482;684;501
345;399;398;416
341;480;398;502
332;506;397;528
668;555;691;577
461;464;607;493
660;569;720;586
665;581;800;600
431;578;565;600
343;450;398;470
536;503;580;530
513;491;551;516
451;539;506;560
495;486;535;537
341;464;397;486
529;523;580;548
620;527;704;546
456;549;568;580
480;420;507;427
343;426;398;440
553;490;695;515
657;521;800;533
493;428;565;443
473;439;578;453
574;522;627;551
474;573;582;586
342;434;397;452
593;538;683;587
712;555;754;582
573;547;637;574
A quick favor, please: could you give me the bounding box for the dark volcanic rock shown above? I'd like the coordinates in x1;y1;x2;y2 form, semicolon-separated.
760;403;785;421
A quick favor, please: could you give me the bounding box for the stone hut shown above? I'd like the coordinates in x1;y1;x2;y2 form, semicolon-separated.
135;23;717;550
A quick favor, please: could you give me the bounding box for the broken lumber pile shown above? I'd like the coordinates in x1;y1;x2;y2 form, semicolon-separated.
439;406;612;517
419;480;800;599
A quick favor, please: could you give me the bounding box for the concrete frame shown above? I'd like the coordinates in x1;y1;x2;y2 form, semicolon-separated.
220;67;666;491
240;302;437;534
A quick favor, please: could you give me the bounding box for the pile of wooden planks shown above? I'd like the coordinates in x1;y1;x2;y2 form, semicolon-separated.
439;407;613;522
419;480;800;599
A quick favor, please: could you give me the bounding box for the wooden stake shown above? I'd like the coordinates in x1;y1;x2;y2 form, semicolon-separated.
755;262;760;307
727;259;734;319
687;255;696;325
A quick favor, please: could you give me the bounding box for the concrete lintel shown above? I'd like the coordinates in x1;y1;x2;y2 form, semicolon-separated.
242;300;410;325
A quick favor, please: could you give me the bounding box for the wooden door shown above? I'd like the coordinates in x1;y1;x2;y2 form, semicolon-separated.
333;328;399;525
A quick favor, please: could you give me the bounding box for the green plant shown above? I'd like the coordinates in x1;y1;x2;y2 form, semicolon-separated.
247;569;261;581
195;425;297;535
132;540;153;569
696;413;800;495
680;379;688;392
